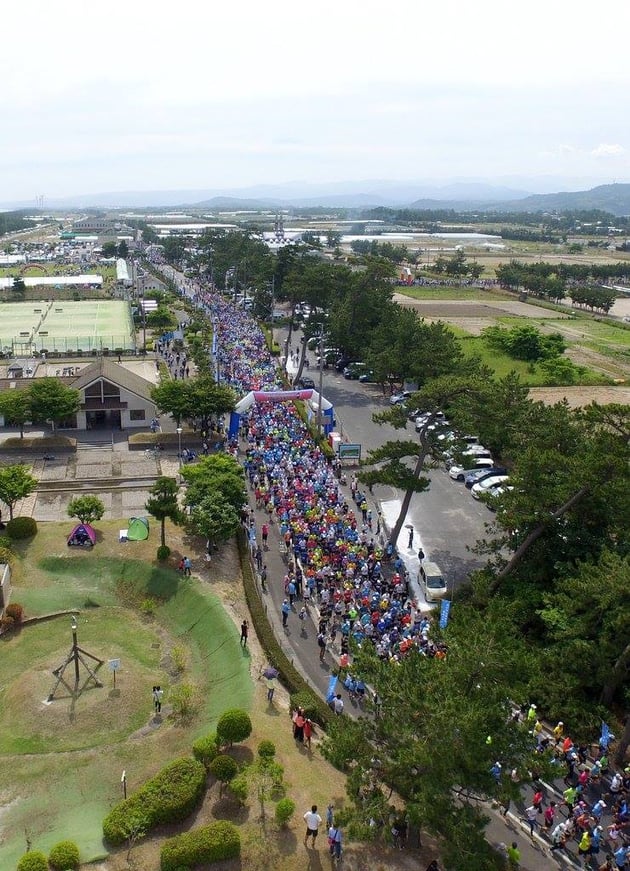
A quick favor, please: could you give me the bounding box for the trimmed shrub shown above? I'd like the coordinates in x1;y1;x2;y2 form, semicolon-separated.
0;615;15;632
289;690;321;723
103;757;206;846
275;797;296;827
0;537;13;553
48;839;80;870
192;732;220;769
160;820;240;871
237;530;333;727
157;544;171;561
257;739;276;761
6;516;37;540
230;771;249;805
209;755;238;793
17;852;48;871
216;709;252;746
5;602;24;623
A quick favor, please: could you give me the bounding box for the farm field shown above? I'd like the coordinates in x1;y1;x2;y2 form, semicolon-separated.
395;291;630;386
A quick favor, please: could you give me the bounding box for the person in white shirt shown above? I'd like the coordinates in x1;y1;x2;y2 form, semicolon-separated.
333;694;344;715
304;804;323;848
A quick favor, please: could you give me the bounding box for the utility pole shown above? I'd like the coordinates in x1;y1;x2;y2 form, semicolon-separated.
316;324;325;438
269;275;275;349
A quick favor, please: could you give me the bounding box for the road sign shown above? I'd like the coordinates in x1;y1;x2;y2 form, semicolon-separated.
108;659;121;671
338;443;361;461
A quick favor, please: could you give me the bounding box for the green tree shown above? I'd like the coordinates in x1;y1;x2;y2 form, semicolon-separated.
145;477;183;547
181;454;246;513
12;276;26;296
150;380;191;426
187;493;240;550
320;602;537;871
0;464;37;520
101;241;118;258
216;709;252;747
0;388;31;437
117;240;128;258
29;378;80;431
209;755;238;796
185;376;235;432
67;495;105;525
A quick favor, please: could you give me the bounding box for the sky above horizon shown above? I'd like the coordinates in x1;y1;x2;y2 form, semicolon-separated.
2;0;630;202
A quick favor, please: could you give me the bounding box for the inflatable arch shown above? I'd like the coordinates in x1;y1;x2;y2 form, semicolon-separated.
229;389;335;440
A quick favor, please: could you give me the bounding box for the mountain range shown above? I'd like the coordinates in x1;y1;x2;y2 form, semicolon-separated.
4;180;630;216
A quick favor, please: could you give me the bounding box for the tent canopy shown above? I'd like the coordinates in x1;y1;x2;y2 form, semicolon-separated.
67;523;96;546
127;516;150;541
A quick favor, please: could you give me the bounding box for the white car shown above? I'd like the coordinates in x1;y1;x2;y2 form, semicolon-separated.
471;475;509;500
390;391;413;406
422;560;448;603
448;458;495;481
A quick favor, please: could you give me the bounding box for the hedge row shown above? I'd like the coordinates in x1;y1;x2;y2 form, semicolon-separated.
237;530;333;728
160;820;240;870
102;757;206;846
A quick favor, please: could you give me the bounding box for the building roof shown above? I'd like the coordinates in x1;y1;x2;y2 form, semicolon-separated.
70;358;155;404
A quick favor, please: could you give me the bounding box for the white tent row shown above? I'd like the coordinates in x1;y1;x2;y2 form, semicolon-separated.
0;275;103;289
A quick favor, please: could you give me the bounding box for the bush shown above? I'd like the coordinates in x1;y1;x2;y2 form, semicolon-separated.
192;732;219;769
209;754;238;791
257;739;276;761
157;544;171;561
48;839;80;870
160;820;240;871
0;535;13;550
238;530;333;727
289;690;321;723
17;852;48;871
275;797;296;827
230;771;249;805
5;602;24;623
6;517;37;540
0;546;13;567
216;709;252;746
103;757;206;846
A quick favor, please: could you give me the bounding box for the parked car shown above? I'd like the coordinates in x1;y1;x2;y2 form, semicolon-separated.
343;362;367;379
390;390;413;406
464;466;508;489
294;376;316;389
448;457;496;481
444;447;492;469
421;560;448;603
471;475;509;500
335;356;356;372
486;485;513;511
415;411;449;432
358;369;375;382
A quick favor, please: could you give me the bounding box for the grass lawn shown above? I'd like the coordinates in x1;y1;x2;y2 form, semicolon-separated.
0;522;252;867
396;285;511;301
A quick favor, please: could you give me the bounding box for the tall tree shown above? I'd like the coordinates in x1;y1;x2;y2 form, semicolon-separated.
150;381;191;426
145;477;183;547
0;389;32;438
187;493;240;550
181;454;246;513
29;379;80;431
67;495;105;526
0;464;37;520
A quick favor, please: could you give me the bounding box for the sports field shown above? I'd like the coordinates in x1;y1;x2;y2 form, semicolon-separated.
0;299;135;354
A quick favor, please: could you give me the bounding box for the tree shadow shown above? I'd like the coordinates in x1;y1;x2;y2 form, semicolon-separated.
210;794;251;824
276;826;298;856
229;745;254;766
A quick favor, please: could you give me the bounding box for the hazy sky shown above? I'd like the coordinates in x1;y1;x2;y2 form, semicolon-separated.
2;0;630;201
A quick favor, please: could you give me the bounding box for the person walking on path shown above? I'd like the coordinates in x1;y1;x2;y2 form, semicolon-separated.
328;823;342;861
281;599;290;628
303;718;313;750
183;556;192;577
260;564;267;591
506;841;520;869
240;619;249;647
304;805;322;848
326;803;334;828
266;675;275;702
407;527;414;549
317;630;327;661
152;685;163;714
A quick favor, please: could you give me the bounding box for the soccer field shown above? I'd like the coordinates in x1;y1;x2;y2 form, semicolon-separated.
0;300;135;354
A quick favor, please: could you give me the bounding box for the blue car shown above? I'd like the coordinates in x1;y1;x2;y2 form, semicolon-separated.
464;467;507;489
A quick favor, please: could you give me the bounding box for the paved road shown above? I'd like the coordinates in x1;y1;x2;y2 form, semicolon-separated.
280;326;491;592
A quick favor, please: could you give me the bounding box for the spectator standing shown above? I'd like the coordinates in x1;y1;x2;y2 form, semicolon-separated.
240;620;249;647
328;823;342;860
266;675;275;702
506;841;520;869
303;804;322;848
281;599;290;628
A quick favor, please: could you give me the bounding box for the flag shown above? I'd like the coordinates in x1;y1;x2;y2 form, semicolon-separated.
326;675;338;703
439;599;451;629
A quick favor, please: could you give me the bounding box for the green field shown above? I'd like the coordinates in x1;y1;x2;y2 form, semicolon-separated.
0;299;135;354
0;523;252;867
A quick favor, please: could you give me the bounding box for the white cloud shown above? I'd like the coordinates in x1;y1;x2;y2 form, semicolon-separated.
591;143;626;158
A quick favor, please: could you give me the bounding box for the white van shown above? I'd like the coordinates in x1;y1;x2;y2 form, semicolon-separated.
421;560;448;603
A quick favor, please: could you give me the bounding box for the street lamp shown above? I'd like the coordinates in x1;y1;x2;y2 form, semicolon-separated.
176;427;182;473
